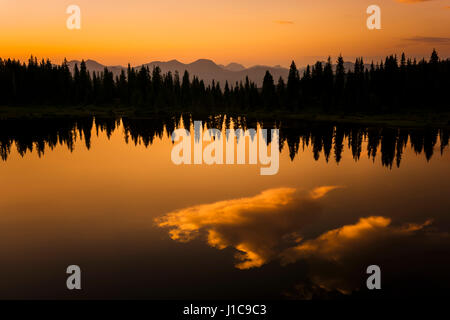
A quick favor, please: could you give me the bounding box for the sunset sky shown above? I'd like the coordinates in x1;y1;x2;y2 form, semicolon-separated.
1;0;449;67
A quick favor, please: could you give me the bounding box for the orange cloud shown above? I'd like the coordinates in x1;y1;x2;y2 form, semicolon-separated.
280;217;437;294
280;217;432;265
396;0;433;3
156;187;449;297
309;186;341;199
404;36;450;44
156;186;339;269
273;20;294;25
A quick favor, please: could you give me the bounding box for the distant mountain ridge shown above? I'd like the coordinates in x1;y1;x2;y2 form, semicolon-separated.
220;62;246;72
67;59;289;87
67;59;371;87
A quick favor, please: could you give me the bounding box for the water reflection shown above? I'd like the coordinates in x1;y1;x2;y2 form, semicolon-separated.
156;187;448;296
0;114;449;299
280;216;439;295
1;115;448;169
155;186;341;269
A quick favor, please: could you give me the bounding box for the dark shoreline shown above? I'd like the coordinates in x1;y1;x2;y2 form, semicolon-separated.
1;105;449;128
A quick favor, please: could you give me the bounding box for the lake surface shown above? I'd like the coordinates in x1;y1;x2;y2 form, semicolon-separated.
0;115;449;299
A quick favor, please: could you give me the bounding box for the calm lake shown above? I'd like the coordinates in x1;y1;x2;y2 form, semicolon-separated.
0;115;449;299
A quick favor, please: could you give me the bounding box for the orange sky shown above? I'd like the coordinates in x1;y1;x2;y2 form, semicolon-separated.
1;0;449;67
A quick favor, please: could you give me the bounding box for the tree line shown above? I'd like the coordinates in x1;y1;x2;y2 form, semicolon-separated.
0;50;448;113
1;115;448;168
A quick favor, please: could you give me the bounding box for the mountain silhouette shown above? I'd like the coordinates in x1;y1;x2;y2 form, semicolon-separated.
66;59;288;86
67;59;370;87
221;62;246;72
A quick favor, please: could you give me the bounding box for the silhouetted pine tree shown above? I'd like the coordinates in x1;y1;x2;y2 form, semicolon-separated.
334;55;345;108
276;77;286;109
0;50;448;113
287;61;300;111
262;71;276;110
